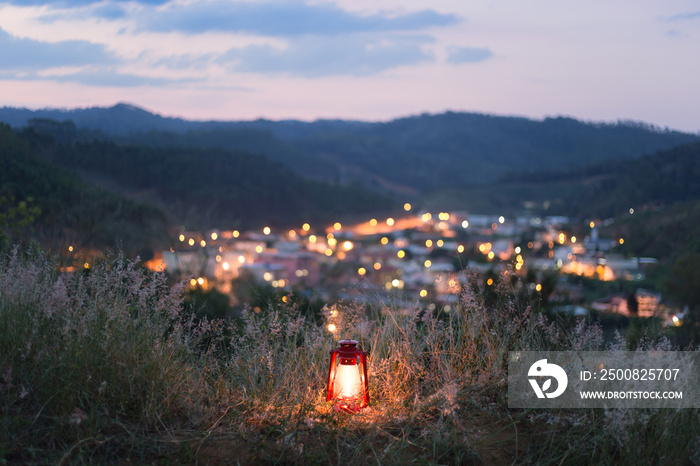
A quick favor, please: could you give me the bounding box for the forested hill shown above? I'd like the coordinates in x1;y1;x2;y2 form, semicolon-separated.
50;140;394;230
0;124;169;255
1;122;394;252
430;140;700;220
1;104;697;195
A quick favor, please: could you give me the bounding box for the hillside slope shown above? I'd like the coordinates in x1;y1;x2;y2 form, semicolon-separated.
2;104;696;195
49;138;394;231
0;125;169;255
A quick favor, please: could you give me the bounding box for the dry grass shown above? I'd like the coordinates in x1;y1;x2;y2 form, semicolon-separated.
1;248;698;464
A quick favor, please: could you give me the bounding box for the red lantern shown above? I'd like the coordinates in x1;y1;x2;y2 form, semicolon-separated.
326;339;369;413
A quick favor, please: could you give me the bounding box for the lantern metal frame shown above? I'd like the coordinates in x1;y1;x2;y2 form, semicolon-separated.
326;339;369;413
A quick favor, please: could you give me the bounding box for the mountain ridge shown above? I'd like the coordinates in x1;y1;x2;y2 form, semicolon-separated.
2;102;698;199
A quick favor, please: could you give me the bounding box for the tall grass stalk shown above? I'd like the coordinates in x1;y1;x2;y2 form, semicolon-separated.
1;248;698;464
0;248;223;461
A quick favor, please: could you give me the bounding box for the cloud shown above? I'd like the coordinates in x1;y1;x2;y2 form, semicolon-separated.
668;11;700;21
0;27;188;86
446;46;493;64
49;70;192;87
141;0;459;36
217;34;433;76
2;0;167;5
1;1;463;79
92;3;129;20
0;66;194;87
0;27;115;71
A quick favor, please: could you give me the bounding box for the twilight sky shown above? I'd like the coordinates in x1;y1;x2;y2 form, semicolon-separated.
0;0;699;132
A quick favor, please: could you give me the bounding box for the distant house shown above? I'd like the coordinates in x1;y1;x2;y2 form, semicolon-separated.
256;251;321;287
592;289;660;317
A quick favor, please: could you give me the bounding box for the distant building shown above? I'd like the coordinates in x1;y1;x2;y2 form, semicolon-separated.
256;251;321;287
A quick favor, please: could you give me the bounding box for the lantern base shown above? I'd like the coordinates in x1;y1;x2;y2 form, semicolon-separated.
331;397;366;414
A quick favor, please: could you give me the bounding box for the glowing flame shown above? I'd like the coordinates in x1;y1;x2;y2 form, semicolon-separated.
334;363;362;400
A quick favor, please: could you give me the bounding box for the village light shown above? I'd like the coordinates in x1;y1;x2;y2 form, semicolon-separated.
327;339;369;413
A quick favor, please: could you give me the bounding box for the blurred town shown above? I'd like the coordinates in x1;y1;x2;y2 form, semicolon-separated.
136;203;682;327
